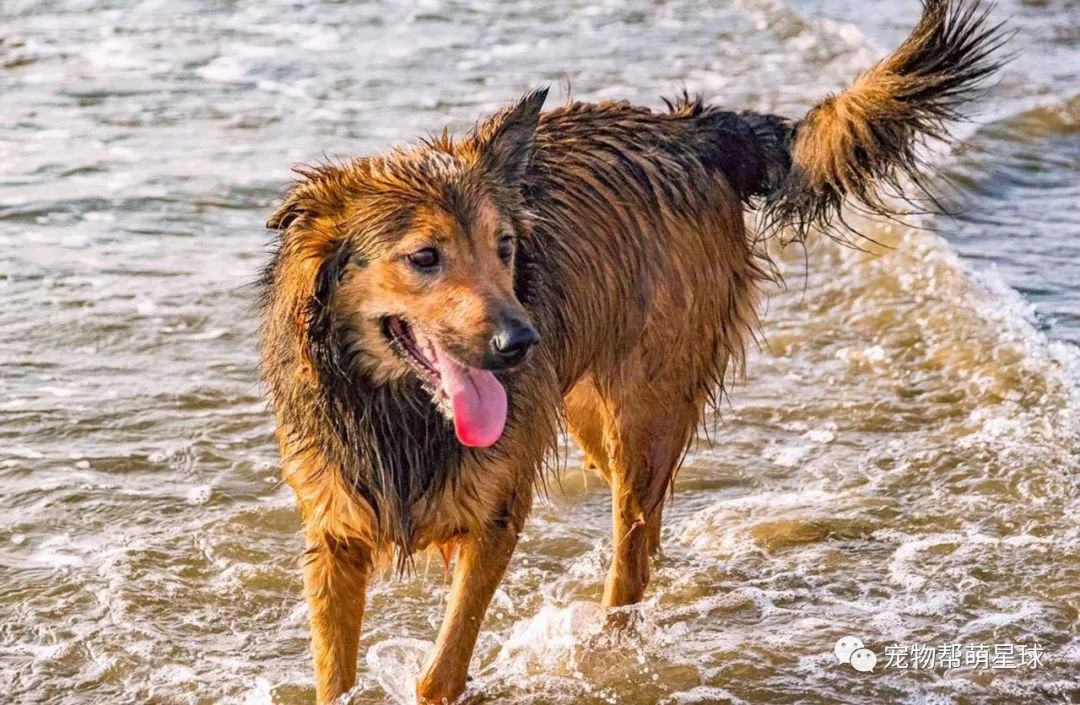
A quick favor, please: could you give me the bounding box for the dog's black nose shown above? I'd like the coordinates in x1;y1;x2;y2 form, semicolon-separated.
490;321;540;367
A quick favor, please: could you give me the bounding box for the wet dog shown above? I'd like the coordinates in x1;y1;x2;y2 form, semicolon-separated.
258;1;1004;701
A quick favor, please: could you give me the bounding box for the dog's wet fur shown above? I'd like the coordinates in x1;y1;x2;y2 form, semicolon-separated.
258;1;1006;701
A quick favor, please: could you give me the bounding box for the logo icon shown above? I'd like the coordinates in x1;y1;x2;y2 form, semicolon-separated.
835;636;877;672
850;647;878;672
834;636;864;665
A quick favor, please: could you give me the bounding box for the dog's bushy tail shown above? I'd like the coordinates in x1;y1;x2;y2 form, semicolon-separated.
749;0;1009;242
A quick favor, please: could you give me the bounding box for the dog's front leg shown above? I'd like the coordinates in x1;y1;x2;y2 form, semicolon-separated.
304;536;371;705
416;518;519;704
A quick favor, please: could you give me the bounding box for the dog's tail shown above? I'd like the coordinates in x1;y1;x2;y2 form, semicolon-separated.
746;0;1008;241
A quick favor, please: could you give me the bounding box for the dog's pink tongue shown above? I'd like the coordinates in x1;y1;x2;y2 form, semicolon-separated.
433;344;507;447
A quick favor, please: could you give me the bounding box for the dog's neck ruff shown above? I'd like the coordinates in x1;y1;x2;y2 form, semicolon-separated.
315;367;465;558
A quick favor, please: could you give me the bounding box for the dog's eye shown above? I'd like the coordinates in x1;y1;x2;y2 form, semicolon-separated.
497;235;516;264
407;247;440;271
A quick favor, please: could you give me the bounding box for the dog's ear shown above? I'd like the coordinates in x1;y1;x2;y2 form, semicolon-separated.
265;163;359;379
267;163;354;232
266;194;304;231
473;87;548;185
303;237;354;382
267;177;313;231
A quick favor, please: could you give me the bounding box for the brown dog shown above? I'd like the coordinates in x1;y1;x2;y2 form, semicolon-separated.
258;1;1004;702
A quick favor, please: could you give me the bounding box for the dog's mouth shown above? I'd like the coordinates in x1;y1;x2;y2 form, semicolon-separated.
381;316;508;448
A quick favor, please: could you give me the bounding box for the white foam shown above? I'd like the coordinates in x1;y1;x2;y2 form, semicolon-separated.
674;488;840;553
960;598;1043;633
186;484;213;506
667;685;749;704
883;529;1056;593
492;600;607;676
240;677;273;705
802;427;836;444
196;56;248;83
364;638;431;705
765;443;808;467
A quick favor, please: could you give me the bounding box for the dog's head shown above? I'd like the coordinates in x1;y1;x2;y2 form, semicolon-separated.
267;89;548;448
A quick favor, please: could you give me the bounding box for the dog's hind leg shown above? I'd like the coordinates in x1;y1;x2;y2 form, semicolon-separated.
646;504;663;556
566;373;698;606
600;390;700;607
566;376;612;478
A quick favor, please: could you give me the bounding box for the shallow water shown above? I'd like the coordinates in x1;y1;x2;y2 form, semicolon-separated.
1;1;1077;704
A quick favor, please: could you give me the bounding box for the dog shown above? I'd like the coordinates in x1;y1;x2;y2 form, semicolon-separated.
258;1;1004;701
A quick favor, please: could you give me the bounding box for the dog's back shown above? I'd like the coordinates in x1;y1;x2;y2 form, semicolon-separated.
523;98;768;390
